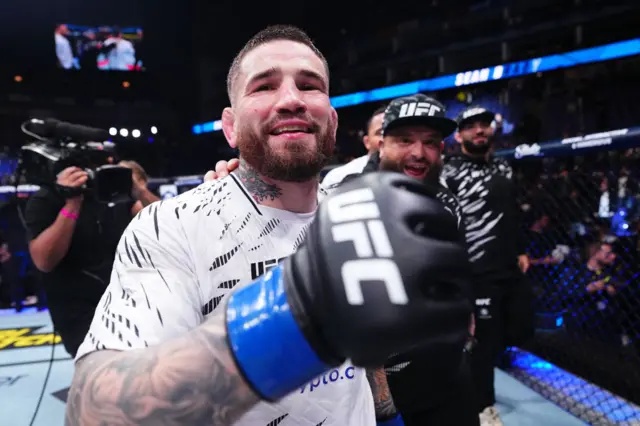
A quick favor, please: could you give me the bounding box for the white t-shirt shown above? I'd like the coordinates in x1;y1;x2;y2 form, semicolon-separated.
76;174;375;426
321;155;370;188
104;37;136;70
55;33;73;69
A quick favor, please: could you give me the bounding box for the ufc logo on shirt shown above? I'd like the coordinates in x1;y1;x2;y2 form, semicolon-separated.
399;102;442;118
250;257;287;280
327;188;408;306
476;298;491;306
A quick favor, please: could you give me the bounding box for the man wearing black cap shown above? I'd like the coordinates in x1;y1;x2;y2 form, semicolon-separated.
347;94;477;426
442;106;533;426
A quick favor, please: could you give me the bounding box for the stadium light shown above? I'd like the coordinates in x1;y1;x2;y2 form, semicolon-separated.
150;126;158;134
119;128;129;137
109;127;117;136
132;129;141;138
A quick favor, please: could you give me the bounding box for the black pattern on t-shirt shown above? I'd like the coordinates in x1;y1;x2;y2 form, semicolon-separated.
118;287;136;308
209;244;242;271
139;283;151;309
217;279;240;289
442;155;513;263
119;231;173;293
218;215;237;240
266;413;288;426
214;191;233;216
236;212;252;235
152;204;160;240
202;295;225;315
99;304;141;348
258;218;281;238
156;307;164;327
292;225;309;252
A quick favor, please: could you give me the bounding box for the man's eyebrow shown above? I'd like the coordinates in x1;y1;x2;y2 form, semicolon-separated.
245;67;327;88
298;69;326;83
246;67;280;86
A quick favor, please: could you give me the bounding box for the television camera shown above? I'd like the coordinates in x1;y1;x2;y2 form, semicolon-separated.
16;118;133;204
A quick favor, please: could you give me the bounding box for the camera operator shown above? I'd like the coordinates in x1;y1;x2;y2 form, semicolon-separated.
24;162;159;357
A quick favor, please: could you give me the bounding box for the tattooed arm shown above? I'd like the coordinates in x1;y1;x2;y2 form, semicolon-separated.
66;196;260;425
66;313;259;426
366;367;398;420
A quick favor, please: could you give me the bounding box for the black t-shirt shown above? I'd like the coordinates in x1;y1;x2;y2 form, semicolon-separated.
442;154;526;279
24;187;133;355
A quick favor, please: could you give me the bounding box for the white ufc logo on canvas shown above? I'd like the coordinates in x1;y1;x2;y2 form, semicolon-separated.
327;188;408;306
398;102;442;118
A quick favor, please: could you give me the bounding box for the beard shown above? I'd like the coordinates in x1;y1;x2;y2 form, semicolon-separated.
462;137;492;155
236;118;334;182
379;156;443;185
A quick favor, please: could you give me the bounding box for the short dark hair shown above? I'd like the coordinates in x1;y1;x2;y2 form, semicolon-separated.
226;25;329;105
366;105;388;133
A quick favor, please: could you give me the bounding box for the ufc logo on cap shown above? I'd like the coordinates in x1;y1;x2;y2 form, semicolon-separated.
399;102;442;118
463;107;486;119
327;188;408;306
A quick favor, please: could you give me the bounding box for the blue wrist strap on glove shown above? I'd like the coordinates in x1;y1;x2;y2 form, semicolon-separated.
226;263;330;401
377;414;405;426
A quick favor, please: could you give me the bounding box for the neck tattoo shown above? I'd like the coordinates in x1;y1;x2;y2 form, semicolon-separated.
234;160;283;203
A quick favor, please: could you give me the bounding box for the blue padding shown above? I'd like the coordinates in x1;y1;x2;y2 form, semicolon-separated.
226;263;330;400
377;414;405;426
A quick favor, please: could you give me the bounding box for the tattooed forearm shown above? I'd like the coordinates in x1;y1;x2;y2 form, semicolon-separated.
366;367;398;420
65;314;259;426
234;159;282;202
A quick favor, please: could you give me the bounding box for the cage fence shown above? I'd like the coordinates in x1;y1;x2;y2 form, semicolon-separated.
497;140;640;425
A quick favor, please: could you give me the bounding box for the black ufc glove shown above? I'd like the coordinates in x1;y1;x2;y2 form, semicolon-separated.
289;172;471;367
225;172;471;401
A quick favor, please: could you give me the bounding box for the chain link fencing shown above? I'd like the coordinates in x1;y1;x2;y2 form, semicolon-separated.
501;147;640;425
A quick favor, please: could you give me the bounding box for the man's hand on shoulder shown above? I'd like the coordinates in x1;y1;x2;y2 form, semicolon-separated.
204;159;240;182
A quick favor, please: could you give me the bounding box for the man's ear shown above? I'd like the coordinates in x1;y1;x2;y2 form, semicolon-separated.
454;131;463;144
330;107;339;137
363;135;370;151
378;138;386;158
222;107;236;148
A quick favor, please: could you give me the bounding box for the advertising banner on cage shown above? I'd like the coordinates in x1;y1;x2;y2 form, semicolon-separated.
495;127;640;159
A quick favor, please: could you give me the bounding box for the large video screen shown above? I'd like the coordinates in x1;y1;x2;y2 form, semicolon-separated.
55;24;144;71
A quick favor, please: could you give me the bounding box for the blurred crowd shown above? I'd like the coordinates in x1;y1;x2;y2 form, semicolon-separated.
517;152;640;349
